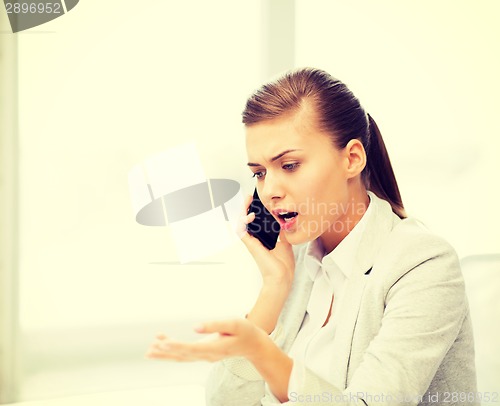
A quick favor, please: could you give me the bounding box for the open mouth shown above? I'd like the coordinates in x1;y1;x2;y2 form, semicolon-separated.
274;211;299;230
277;211;298;222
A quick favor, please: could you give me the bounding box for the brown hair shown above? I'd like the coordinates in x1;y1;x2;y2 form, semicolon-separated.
242;67;406;218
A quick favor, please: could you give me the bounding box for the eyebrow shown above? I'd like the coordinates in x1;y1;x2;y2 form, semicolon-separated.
247;149;303;167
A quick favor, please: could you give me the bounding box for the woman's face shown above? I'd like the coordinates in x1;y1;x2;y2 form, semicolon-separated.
245;107;363;249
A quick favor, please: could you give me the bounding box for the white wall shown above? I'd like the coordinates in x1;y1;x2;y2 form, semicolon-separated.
1;8;20;404
12;0;500;401
18;1;264;332
296;0;500;258
16;2;266;399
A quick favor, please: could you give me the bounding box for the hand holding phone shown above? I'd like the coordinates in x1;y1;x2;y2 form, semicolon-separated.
246;189;280;250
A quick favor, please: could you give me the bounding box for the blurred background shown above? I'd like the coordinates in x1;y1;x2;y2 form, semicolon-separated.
1;0;499;404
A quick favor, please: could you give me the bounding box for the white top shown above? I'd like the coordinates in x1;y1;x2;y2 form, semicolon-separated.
206;191;477;406
265;192;374;404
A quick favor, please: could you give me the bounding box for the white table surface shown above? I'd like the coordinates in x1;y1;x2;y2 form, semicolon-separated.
3;385;206;406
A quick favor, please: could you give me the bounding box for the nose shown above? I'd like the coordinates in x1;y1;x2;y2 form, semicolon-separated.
258;172;285;205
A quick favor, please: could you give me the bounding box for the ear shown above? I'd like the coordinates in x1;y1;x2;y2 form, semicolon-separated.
343;139;367;179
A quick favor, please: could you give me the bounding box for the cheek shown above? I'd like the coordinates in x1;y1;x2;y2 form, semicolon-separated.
298;170;345;213
300;181;350;239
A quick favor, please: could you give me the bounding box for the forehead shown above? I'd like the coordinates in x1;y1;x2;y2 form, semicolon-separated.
245;108;329;161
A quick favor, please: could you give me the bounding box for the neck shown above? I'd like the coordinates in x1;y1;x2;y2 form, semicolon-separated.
319;186;369;254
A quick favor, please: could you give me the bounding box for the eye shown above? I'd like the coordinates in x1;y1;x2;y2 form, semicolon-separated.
283;162;300;171
252;170;265;179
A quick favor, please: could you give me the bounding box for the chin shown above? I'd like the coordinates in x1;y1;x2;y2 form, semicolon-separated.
282;229;316;246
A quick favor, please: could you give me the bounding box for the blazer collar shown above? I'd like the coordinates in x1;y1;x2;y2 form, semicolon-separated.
353;191;400;276
303;191;397;280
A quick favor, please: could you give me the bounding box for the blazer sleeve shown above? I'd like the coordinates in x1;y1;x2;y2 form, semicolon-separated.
289;235;471;406
204;356;264;406
205;323;290;406
205;244;309;406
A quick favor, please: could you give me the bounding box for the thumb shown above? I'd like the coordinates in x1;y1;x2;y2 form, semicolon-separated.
194;319;242;336
277;229;291;246
273;229;292;253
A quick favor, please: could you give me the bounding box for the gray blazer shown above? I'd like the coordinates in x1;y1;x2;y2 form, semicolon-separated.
205;194;478;405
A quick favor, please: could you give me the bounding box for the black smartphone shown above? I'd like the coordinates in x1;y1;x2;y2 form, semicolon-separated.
246;189;280;250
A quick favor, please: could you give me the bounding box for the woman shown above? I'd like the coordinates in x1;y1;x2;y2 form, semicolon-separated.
147;68;478;405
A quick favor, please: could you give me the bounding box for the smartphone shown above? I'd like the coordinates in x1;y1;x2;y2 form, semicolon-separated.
246;189;280;250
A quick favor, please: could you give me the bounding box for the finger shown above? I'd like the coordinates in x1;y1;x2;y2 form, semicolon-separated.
277;229;291;246
239;194;254;223
237;212;256;236
195;332;221;343
152;334;171;345
147;342;166;355
147;339;231;363
272;232;292;255
243;194;253;213
151;340;170;351
240;228;264;250
235;195;256;239
244;212;256;225
146;348;185;362
147;339;185;359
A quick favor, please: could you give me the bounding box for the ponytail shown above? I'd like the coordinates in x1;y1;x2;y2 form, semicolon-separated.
365;114;406;218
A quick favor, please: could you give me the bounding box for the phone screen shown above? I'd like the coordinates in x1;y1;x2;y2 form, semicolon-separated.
246;189;280;250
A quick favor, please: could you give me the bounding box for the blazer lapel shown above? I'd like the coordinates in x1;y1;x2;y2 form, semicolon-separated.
329;192;398;388
328;272;368;388
280;263;314;353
